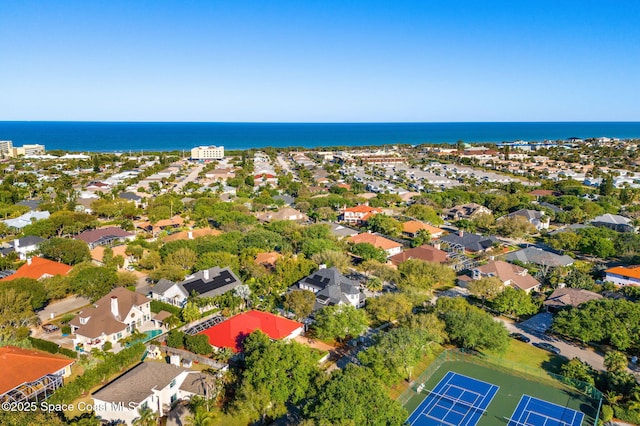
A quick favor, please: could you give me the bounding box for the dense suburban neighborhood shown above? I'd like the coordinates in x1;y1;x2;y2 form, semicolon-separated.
3;140;640;425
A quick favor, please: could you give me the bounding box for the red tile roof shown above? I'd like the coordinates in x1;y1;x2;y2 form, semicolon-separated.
198;310;303;352
1;256;72;281
343;205;382;214
348;233;403;251
0;346;74;395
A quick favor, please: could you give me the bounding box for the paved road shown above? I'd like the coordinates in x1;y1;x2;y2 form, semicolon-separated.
38;296;91;323
498;316;606;371
174;163;204;191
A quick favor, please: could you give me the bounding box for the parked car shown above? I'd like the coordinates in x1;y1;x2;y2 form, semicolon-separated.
534;342;561;355
42;324;59;333
509;332;531;343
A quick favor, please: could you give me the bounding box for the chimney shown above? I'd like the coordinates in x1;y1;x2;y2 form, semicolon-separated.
188;231;193;239
203;269;209;280
111;296;119;318
319;264;327;270
458;229;464;237
14;239;19;249
27;257;32;265
434;242;441;250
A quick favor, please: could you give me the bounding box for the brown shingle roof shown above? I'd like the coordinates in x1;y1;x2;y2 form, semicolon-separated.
74;227;134;244
389;245;448;266
348;233;403;251
544;288;602;309
475;260;541;292
69;287;150;339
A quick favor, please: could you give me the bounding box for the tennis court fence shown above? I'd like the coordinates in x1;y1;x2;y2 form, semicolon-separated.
397;348;602;420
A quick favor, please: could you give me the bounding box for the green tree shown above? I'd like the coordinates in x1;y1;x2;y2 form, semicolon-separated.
305;364;407;425
560;357;596;386
283;289;316;320
181;301;201;323
436;297;510;352
70;265;118;301
468;276;504;305
166;247;198;270
132;406;158;426
366;214;402;237
492;287;540;317
0;288;37;340
39;237;91;265
496;215;536;238
365;293;413;324
604;350;628;374
311;250;352;273
350;242;387;262
166;330;185;348
313;304;369;342
405;204;444;225
397;259;455;293
184;334;213;355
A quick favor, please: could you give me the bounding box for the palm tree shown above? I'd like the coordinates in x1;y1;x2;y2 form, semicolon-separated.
132;406;158;426
185;407;217;426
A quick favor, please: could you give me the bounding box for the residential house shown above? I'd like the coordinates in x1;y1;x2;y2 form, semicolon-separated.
3;236;45;260
15;199;42;211
150;266;242;307
74;227;135;249
162;228;221;243
295;266;365;311
402;220;444;239
69;287;151;352
348;232;403;258
254;173;278;187
0;256;72;281
469;260;541;293
591;214;636;233
90;245;131;269
324;222;359;240
91;362;210;425
199;310;304;352
136;215;186;235
255;207;308;223
504;209;550;230
543;288;602;313
439;231;499;254
339;205;383;224
389;244;448;267
3;211;50;230
527;189;558;200
119;192;145;208
204;168;236;183
604;266;640;286
0;346;74;404
445;203;491;221
85;181;111;192
504;247;574;268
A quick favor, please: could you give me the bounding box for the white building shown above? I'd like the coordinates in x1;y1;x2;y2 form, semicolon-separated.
190;145;224;160
91;362;210;425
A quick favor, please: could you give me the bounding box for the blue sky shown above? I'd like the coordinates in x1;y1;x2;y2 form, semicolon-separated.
1;1;639;122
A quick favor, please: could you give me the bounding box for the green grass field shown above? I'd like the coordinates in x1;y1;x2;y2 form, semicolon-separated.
404;360;599;426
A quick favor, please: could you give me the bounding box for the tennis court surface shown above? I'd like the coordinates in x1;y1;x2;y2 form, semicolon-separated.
407;371;499;426
507;395;584;426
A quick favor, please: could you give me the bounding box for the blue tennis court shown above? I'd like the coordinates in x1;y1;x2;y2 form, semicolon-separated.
507;395;584;426
407;371;500;426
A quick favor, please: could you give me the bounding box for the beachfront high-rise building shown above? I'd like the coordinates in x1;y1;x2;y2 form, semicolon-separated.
0;141;13;156
191;145;224;160
0;141;46;158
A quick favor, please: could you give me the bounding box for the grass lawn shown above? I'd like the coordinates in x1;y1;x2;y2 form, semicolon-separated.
483;339;566;375
389;347;445;400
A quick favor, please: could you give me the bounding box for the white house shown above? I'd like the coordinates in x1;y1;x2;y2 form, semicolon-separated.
92;362;211;425
69;288;151;352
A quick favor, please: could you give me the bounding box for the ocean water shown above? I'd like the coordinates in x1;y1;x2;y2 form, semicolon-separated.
0;121;639;153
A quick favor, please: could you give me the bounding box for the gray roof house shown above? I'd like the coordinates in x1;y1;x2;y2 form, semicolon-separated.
151;266;242;307
439;231;499;253
295;266;365;311
323;222;360;240
3;211;50;230
590;214;635;233
504;247;574;268
504;209;549;230
91;362;210;425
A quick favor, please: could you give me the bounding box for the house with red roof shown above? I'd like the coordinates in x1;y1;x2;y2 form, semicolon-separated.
0;256;72;281
339;205;383;224
0;346;74;403
199;310;304;352
348;232;403;258
604;266;640;286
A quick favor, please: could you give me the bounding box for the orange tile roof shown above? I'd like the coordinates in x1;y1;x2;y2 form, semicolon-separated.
343;205;383;214
162;227;221;242
605;266;640;280
1;256;72;281
402;220;443;236
348;233;402;250
90;245;129;262
137;215;186;230
0;346;74;395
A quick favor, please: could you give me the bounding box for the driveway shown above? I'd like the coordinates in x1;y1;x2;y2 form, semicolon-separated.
498;314;606;371
38;296;91;323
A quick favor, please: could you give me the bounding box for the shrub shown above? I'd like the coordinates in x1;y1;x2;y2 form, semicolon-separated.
28;337;59;354
166;330;185;348
600;405;613;422
102;341;113;351
151;299;181;316
59;313;76;324
58;348;78;359
61;325;72;335
184;334;213;355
